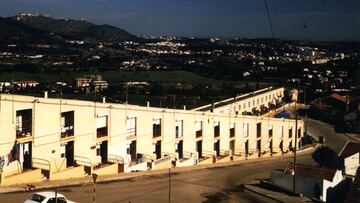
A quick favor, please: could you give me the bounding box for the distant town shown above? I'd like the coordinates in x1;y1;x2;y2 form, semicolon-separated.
0;13;359;203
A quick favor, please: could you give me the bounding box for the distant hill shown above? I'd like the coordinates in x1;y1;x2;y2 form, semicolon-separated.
0;17;62;44
1;13;138;44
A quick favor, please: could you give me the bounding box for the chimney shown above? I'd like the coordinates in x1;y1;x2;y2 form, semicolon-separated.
183;105;186;110
102;97;106;103
147;101;150;107
44;91;48;99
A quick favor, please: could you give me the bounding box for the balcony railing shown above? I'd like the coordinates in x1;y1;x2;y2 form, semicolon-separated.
196;130;202;138
16;120;32;138
16;129;32;138
97;127;108;138
230;128;235;138
126;128;136;137
269;129;273;138
175;130;183;138
214;126;220;138
61;126;74;138
153;125;161;138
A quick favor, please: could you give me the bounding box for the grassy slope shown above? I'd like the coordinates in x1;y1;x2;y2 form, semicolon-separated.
0;70;275;86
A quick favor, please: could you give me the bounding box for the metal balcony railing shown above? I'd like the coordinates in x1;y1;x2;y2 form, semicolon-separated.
97;127;108;138
196;130;202;138
126;128;136;137
16;120;32;138
229;128;235;138
153;125;161;138
108;154;125;164
61;126;74;138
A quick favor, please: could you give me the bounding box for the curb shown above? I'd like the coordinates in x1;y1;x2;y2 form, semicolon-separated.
0;147;315;194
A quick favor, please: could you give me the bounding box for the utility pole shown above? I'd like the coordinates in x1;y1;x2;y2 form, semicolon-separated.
126;83;129;104
293;86;299;194
168;168;171;203
55;189;58;203
92;173;98;203
11;79;14;124
173;96;176;109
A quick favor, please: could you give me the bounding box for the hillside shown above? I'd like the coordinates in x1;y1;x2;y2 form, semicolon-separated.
0;17;62;44
4;13;138;43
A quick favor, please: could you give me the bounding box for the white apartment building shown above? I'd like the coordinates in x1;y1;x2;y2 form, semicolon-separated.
0;87;303;186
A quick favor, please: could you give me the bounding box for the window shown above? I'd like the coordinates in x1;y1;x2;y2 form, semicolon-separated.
175;120;183;138
195;121;202;137
60;144;66;158
243;123;249;138
214;122;220;138
61;111;74;138
96;144;101;156
16;109;32;138
269;125;273;138
280;126;284;139
289;126;293;138
229;122;235;138
30;194;46;202
47;197;67;203
126;117;136;137
96;115;108;138
153;118;161;138
256;123;261;138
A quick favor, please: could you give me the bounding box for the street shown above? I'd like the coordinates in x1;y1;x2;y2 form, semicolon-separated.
0;152;314;203
306;117;350;153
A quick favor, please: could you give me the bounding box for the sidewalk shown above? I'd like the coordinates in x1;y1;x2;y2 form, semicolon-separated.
243;183;312;203
0;147;314;194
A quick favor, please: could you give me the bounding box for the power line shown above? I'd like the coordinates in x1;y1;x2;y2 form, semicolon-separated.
264;0;276;40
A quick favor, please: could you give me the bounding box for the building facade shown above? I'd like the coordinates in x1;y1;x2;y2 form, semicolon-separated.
0;87;303;186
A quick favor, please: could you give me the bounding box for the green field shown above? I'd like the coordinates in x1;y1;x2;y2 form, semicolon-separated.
0;70;275;86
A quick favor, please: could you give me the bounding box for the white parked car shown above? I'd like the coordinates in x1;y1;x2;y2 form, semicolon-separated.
24;191;76;203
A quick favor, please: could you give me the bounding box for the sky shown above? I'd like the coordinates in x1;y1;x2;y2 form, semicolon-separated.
0;0;359;40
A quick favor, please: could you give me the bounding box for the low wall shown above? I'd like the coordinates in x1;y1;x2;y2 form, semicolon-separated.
93;164;118;176
246;153;259;160
1;169;42;186
217;156;232;163
125;162;148;172
152;159;172;170
50;165;85;180
177;157;196;167
270;171;322;201
1;161;22;177
233;155;246;161
198;156;215;165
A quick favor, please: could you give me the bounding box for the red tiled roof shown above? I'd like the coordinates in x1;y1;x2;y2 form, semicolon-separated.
344;167;360;203
284;162;336;181
330;93;357;104
331;93;347;103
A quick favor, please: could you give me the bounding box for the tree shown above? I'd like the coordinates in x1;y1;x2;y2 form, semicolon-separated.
312;146;338;169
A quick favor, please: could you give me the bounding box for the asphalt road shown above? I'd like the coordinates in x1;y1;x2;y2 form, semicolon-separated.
1;152;314;203
306;117;349;153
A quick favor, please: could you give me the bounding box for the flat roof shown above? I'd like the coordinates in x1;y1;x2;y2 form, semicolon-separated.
194;87;283;112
